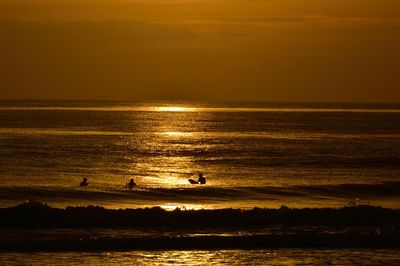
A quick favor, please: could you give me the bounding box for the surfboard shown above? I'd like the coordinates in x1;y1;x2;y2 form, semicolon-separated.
188;179;198;184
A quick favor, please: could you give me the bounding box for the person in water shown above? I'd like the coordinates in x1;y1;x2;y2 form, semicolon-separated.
80;177;89;187
127;178;137;190
197;173;206;185
188;173;207;184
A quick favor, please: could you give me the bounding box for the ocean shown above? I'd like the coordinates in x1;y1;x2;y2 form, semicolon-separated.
1;101;399;209
2;249;400;265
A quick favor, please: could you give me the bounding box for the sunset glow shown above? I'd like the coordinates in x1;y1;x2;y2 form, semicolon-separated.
1;0;400;102
1;0;400;263
153;106;194;112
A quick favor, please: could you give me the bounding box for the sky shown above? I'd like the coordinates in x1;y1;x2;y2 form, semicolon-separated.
0;0;400;102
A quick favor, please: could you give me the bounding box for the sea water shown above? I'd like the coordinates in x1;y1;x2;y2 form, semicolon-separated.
1;249;400;265
0;101;399;209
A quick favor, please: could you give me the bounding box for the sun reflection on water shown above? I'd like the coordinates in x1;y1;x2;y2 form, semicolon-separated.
159;131;194;137
152;106;196;112
3;249;400;265
132;107;206;189
143;174;191;187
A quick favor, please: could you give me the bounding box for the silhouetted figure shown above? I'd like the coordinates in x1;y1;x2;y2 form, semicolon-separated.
127;178;137;190
197;173;206;185
80;177;89;187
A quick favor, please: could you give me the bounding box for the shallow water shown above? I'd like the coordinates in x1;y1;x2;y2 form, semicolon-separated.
1;101;399;209
1;249;400;265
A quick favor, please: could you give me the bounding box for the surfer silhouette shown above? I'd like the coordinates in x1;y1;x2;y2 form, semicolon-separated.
188;173;206;185
80;177;89;187
197;173;206;184
127;178;137;190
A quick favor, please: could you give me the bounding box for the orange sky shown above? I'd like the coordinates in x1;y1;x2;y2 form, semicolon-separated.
1;0;400;102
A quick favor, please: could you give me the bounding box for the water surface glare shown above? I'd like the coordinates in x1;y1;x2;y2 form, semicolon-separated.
1;249;400;265
1;101;399;209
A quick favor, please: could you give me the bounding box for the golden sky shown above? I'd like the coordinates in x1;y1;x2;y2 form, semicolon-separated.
1;0;400;102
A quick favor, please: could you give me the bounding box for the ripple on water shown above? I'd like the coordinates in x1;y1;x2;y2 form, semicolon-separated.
1;249;400;265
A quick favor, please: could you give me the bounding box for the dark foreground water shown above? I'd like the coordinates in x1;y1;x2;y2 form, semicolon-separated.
0;101;400;209
1;249;400;265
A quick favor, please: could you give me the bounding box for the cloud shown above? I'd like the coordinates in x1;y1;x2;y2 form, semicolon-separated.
163;15;400;29
0;21;195;48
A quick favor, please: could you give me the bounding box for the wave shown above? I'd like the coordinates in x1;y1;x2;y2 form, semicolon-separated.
1;200;400;228
1;201;400;250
